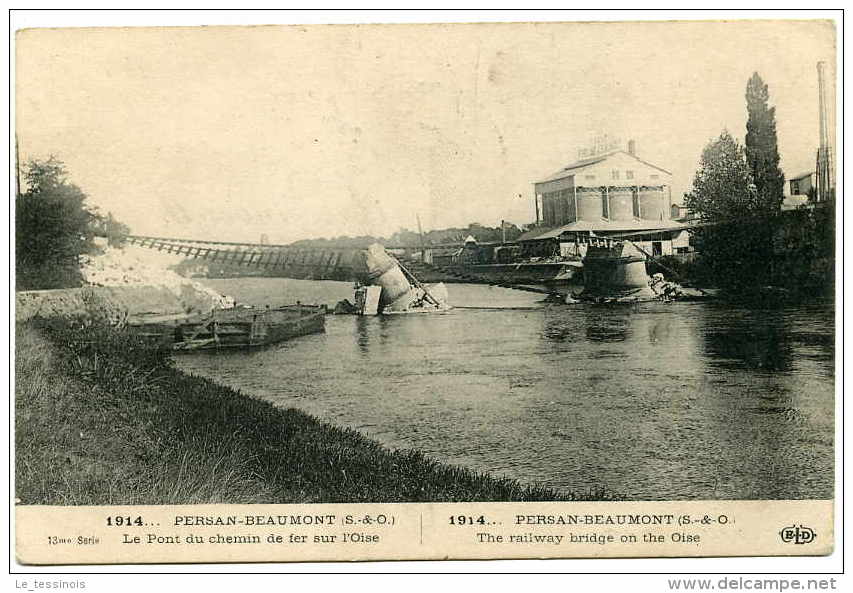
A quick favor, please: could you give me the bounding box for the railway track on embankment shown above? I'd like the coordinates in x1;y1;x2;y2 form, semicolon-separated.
120;234;563;297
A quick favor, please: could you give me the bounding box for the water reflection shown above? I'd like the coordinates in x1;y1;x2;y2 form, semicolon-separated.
700;307;794;372
542;307;633;343
354;316;371;355
646;315;674;344
584;311;631;343
179;279;834;501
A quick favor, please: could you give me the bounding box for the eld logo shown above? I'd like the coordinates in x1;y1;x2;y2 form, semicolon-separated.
780;524;816;545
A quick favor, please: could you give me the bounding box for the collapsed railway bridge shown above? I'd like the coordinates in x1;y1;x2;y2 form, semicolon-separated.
123;234;371;282
119;234;570;297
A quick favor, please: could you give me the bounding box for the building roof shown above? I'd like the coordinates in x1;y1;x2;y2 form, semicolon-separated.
790;171;815;181
519;219;686;241
536;153;614;183
426;247;459;257
517;226;555;242
535;150;672;185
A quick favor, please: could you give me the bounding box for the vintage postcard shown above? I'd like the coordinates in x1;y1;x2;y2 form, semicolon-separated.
12;17;838;565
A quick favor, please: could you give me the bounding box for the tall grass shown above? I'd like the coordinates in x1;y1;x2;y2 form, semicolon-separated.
15;319;616;504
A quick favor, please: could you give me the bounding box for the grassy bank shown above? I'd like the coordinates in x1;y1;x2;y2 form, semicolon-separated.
16;320;613;504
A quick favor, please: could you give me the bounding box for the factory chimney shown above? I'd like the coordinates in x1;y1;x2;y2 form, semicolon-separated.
815;61;835;202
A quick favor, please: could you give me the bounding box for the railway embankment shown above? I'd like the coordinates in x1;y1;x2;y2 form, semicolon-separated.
15;284;227;325
16;243;236;325
15;319;614;504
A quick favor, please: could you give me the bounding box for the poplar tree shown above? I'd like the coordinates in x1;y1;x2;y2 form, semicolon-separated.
745;72;785;212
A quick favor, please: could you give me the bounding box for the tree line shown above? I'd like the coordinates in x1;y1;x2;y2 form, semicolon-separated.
15;156;128;291
288;221;525;250
683;72;833;295
16;72;833;296
14;154;526;287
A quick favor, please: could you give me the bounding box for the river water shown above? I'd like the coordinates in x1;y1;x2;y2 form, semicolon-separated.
175;278;835;500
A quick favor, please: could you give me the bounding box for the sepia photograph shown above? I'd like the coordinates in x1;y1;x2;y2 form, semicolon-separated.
11;13;838;566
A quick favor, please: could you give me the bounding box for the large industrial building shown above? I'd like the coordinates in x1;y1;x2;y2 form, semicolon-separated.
520;141;690;258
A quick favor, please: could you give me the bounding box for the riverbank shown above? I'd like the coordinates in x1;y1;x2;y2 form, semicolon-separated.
15;320;613;504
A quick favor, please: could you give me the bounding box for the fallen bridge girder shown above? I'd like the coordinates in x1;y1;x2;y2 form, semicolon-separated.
118;235;364;281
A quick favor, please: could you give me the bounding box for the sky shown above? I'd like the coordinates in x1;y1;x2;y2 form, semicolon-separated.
16;19;836;244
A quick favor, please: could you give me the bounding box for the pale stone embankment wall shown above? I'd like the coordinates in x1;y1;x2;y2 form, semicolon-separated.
16;242;238;324
15;284;225;324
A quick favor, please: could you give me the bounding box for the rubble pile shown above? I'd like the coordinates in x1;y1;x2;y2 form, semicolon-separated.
80;244;235;311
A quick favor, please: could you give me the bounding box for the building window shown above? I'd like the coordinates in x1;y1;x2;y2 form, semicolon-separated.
611;169;620;180
626;170;634;180
632;189;640;218
650;174;659;180
601;191;609;218
585;174;596;181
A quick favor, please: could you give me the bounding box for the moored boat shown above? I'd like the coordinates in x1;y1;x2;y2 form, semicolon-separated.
128;304;326;351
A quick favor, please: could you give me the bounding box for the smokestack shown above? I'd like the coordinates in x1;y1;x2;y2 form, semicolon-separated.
627;139;636;156
818;62;829;152
15;135;20;195
816;61;835;202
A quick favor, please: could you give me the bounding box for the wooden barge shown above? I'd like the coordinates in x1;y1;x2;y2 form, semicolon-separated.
128;304;326;351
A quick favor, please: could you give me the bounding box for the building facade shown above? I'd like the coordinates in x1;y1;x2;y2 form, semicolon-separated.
524;146;689;257
535;148;673;227
789;172;815;197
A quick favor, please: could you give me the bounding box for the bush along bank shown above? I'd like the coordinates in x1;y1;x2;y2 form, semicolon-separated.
16;319;616;505
654;206;835;303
